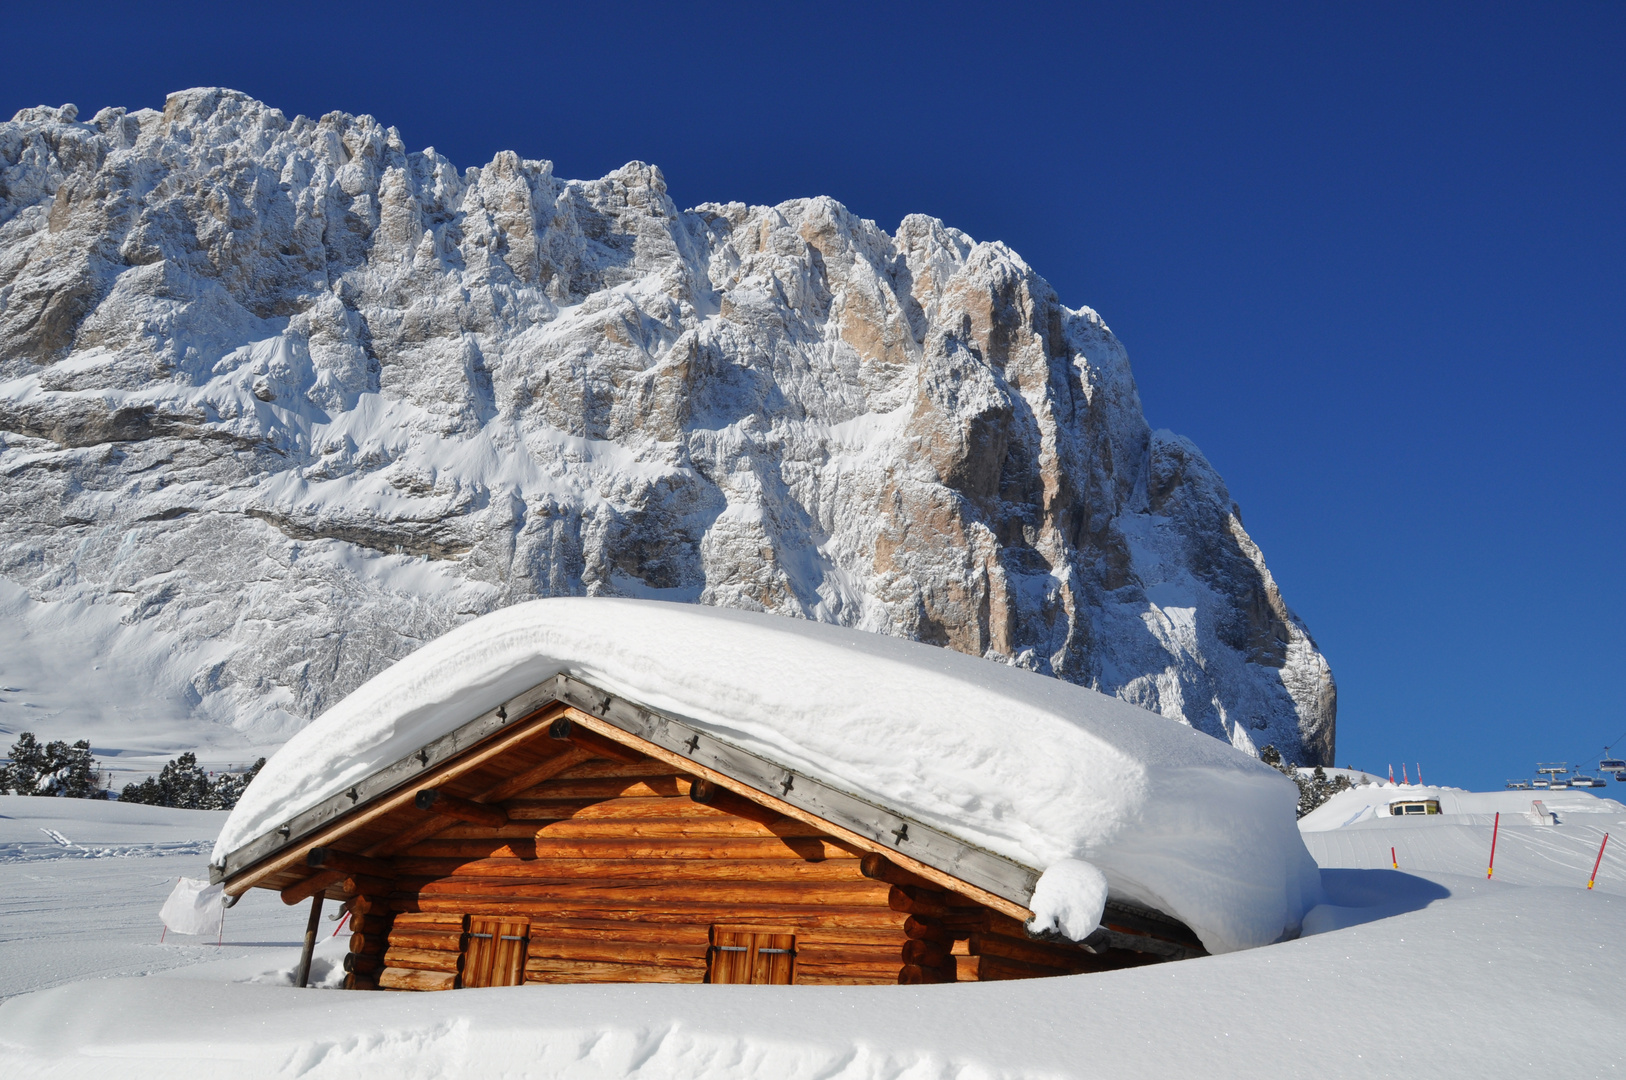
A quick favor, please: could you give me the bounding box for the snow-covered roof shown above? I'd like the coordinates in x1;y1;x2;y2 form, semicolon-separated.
215;598;1321;953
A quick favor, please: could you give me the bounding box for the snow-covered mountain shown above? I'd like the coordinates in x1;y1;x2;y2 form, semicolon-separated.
0;89;1335;764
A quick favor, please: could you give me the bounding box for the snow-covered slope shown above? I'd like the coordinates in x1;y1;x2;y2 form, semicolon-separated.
0;796;299;998
1;868;1619;1079
0;88;1334;765
215;597;1323;955
1299;782;1626;897
3;793;1621;1077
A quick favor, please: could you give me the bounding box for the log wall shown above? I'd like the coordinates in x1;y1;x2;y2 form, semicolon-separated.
335;744;1163;989
353;756;912;987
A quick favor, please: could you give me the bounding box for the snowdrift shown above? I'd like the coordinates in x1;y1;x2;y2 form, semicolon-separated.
216;598;1321;953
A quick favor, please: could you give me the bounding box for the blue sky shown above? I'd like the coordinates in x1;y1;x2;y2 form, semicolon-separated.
4;1;1622;790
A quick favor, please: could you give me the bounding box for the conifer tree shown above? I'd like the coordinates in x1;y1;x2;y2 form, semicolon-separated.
0;733;105;798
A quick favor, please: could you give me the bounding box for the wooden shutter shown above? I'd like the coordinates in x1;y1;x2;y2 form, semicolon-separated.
708;925;796;985
464;917;529;988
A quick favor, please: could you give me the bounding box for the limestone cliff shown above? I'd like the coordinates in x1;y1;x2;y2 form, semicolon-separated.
0;89;1335;764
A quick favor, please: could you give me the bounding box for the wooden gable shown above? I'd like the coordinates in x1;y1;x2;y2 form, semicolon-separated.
222;689;1205;990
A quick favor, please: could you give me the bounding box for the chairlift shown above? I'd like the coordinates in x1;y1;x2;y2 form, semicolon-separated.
1600;757;1626;774
1570;774;1600;788
1504;779;1531;790
1531;778;1550;789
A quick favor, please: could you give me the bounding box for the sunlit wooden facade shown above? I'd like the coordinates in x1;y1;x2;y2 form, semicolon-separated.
216;676;1205;989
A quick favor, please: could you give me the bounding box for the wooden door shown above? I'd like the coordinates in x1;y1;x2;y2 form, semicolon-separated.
708;926;796;984
464;917;530;988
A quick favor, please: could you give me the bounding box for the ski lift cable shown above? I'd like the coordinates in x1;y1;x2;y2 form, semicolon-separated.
1564;726;1626;775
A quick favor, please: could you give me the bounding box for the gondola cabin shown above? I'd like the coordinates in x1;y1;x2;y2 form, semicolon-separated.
214;674;1207;990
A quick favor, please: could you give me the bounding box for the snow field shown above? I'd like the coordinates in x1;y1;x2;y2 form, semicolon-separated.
3;790;1625;1077
0;798;310;999
1300;783;1626;893
0;871;1619;1079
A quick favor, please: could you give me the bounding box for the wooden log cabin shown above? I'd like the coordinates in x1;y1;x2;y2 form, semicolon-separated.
214;674;1206;990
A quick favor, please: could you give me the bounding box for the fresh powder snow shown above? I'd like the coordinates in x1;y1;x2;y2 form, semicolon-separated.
2;776;1620;1078
215;596;1322;954
1024;858;1111;940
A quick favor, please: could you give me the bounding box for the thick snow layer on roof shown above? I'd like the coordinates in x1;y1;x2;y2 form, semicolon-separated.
215;598;1321;953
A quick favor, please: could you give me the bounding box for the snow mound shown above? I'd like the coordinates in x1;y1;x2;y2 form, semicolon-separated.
1026;859;1110;940
216;598;1321;953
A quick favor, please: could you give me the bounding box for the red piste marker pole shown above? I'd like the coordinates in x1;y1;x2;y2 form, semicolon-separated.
1391;846;1398;870
1589;833;1611;889
1487;812;1500;878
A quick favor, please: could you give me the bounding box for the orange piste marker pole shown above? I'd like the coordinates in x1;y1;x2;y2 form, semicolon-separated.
1487;812;1500;878
1589;833;1610;889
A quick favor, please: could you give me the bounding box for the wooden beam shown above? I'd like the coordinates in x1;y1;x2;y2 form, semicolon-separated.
360;747;593;858
859;853;939;890
478;746;593;803
347;932;389;956
391;912;470;930
387;856;868;882
400;837;857;861
378;967;458;991
345;894;385;916
557;707;1035;923
897;963;950;984
347;913;392;936
968;932;1092;971
223;706;564;896
689;779;785;827
308;847;394;879
526;939;709;967
523;959;702;984
390;897;906;927
294;895;324;988
414;788;508;828
402;879;889;905
387;930;466;952
901;939;950;967
338;875;395;898
281;870;344;906
382;947;464;973
548;716;645;763
903;916;955;944
888;885;975;920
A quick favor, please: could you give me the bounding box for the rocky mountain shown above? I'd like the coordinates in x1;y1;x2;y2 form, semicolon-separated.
0;89;1335;765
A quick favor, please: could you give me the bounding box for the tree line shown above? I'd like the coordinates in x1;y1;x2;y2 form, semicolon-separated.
1260;744;1354;817
0;732;263;810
